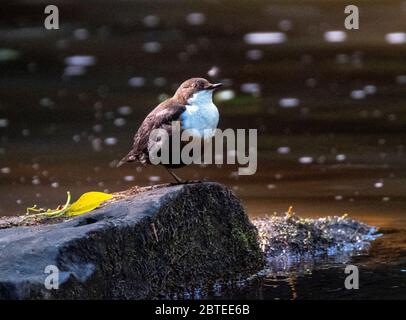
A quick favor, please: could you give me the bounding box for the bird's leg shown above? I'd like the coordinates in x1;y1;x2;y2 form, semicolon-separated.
165;167;184;184
164;167;203;185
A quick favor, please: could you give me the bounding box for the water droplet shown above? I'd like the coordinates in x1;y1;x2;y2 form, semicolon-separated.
387;114;397;122
114;118;126;127
364;85;377;95
244;32;287;45
305;78;317;87
372;109;382;118
351;90;366;100
385;32;406;44
93;124;103;133
143;15;160;27
374;181;384;188
64;55;96;67
118;105;133;115
277;146;290;154
299;156;314;164
92;138;103;152
1;167;11;174
149;175;161;182
336;154;346;161
336;53;350;64
104;137;118;146
215;90;235;101
229;171;239;179
56;39;70;50
396;75;406;84
0;119;9;128
64;65;86;76
153;77;167;87
274;173;283;180
246;49;263;60
207;66;220;78
241;83;261;94
73;28;90;40
0;48;20;62
143;42;161;53
279;98;299;108
128;77;145;88
123;175;135;182
278;20;292;31
186;13;206;25
39;97;54;108
324;31;347;43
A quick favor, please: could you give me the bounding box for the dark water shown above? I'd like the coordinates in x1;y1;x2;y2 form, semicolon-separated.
0;0;405;299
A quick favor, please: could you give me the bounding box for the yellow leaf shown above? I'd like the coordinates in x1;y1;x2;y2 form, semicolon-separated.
66;192;113;217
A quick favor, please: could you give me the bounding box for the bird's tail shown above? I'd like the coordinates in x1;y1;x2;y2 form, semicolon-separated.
116;151;136;168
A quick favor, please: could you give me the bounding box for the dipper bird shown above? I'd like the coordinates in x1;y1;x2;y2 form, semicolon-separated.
117;78;222;183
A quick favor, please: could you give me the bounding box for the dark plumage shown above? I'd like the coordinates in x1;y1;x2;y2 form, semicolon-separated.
117;78;222;183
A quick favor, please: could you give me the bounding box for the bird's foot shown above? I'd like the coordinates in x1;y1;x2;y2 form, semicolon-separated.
164;167;210;185
168;179;203;186
169;177;213;185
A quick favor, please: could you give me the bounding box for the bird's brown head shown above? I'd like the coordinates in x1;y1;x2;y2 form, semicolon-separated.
173;78;222;104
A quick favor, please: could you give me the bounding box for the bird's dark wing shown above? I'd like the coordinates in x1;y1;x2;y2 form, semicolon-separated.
119;102;186;165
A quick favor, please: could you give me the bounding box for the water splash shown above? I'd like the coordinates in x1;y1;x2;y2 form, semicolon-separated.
252;212;381;273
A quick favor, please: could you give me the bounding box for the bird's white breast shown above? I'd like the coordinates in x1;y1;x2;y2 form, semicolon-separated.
181;90;219;139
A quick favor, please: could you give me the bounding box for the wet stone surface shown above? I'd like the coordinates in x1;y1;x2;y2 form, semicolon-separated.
0;182;264;299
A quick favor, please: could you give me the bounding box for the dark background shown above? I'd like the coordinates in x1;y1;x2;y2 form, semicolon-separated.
0;0;405;300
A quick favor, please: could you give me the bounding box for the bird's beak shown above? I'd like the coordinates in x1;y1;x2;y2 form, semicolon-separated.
206;83;223;90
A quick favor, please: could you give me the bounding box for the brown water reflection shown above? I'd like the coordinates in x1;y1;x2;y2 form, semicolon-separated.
2;131;405;230
0;0;405;299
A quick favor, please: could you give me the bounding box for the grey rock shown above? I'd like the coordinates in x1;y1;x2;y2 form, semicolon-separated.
0;182;264;299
